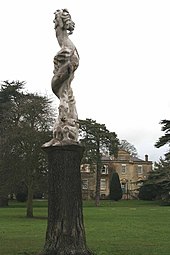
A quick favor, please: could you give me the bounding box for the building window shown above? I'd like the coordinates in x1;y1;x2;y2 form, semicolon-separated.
121;183;126;194
137;165;143;174
121;164;127;174
82;179;88;190
101;165;108;175
100;178;106;190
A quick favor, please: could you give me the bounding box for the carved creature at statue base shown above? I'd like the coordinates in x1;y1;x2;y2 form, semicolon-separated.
42;137;78;147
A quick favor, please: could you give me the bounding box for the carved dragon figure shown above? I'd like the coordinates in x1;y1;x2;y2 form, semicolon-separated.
43;9;79;147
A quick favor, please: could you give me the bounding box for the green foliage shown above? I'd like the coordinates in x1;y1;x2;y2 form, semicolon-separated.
0;80;54;215
16;192;28;203
155;119;170;159
15;182;28;202
79;118;119;205
79;118;119;164
138;184;157;201
142;119;170;202
139;157;170;202
109;171;122;201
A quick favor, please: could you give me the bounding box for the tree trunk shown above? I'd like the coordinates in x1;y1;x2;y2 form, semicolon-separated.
0;196;8;207
95;143;101;207
41;144;93;255
95;164;101;207
26;182;33;218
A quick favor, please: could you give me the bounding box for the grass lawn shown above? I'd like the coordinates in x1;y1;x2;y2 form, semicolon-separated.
0;200;170;255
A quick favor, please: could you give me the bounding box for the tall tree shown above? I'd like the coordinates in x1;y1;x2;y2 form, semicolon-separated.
79;118;119;206
119;139;138;157
0;81;54;215
139;120;170;203
155;119;170;159
0;80;25;206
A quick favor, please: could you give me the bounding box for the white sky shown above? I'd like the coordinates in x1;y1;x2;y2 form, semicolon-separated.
0;0;170;162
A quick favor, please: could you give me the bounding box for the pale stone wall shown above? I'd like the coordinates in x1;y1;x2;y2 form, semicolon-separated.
81;150;152;199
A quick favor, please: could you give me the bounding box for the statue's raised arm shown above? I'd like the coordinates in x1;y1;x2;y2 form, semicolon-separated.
44;9;79;147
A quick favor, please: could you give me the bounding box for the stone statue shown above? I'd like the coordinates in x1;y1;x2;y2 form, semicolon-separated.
41;10;93;255
43;9;79;146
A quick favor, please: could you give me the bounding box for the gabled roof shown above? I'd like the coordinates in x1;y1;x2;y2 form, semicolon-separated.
101;150;152;163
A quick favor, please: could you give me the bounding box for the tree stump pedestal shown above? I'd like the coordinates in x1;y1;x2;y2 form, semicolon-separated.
41;144;92;255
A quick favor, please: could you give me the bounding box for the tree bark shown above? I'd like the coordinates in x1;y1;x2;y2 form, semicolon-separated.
0;196;8;207
95;164;101;207
95;143;101;207
26;182;33;218
41;144;93;255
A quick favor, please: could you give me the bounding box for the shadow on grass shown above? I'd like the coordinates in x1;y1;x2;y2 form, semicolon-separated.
33;216;47;220
17;252;38;255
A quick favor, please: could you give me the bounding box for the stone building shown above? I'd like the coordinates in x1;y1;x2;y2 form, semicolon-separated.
81;150;152;200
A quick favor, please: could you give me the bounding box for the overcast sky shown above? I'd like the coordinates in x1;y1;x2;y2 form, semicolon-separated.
0;0;170;162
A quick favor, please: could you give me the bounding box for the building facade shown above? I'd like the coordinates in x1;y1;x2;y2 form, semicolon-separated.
81;150;152;200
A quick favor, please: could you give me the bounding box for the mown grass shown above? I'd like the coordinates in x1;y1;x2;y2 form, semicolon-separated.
0;200;170;255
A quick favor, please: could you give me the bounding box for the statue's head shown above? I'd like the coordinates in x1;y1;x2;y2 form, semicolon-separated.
54;9;75;35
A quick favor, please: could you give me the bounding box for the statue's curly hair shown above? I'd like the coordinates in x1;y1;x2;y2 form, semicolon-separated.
54;9;75;35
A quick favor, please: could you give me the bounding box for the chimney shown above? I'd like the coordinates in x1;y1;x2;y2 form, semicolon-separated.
145;154;148;161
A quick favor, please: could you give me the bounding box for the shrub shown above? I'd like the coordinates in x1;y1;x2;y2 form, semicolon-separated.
109;171;122;201
33;192;43;199
138;184;157;201
15;182;28;202
16;192;27;202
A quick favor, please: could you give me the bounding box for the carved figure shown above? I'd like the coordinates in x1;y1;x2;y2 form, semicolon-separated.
52;103;79;145
43;9;79;147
